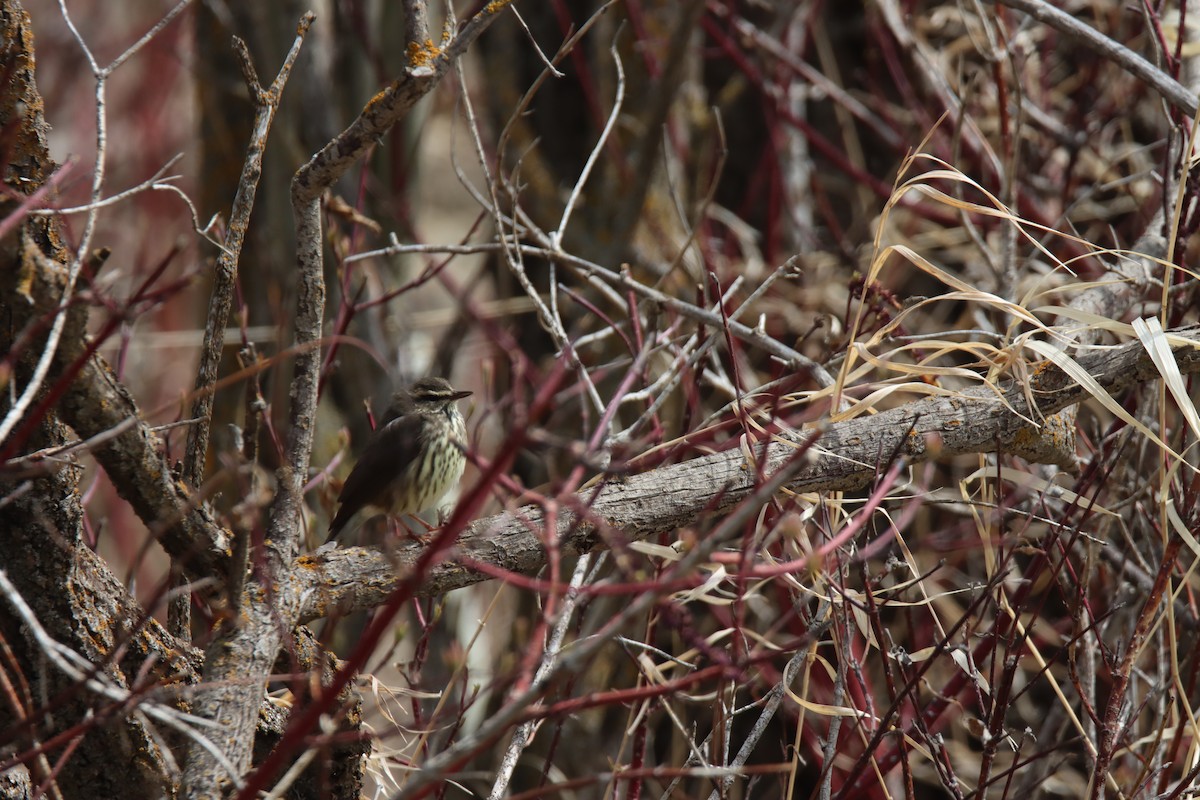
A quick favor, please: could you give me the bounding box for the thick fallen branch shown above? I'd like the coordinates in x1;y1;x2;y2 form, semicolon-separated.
303;324;1200;617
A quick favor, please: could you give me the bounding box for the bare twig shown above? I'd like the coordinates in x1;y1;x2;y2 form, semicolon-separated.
0;0;191;448
182;16;314;491
487;554;594;799
171;13;313;641
344;239;837;385
986;0;1198;115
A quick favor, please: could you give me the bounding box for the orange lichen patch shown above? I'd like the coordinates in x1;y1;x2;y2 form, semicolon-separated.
296;554;320;569
362;86;392;114
407;39;441;69
485;0;515;14
1009;414;1076;465
1010;425;1042;449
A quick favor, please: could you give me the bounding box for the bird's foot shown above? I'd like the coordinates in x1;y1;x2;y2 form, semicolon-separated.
389;515;437;545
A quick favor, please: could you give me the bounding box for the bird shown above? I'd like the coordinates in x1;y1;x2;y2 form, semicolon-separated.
327;377;472;543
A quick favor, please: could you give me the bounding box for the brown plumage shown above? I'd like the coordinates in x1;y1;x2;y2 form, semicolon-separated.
328;377;471;542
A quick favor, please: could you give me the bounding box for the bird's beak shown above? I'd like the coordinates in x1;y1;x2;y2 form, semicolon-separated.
449;389;473;401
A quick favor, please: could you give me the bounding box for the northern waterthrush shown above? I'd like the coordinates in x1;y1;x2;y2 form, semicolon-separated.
328;377;472;542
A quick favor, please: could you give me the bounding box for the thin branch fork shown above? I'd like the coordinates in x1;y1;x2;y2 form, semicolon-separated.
173;11;314;640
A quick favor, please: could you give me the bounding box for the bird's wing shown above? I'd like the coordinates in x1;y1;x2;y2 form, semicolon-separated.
328;413;424;537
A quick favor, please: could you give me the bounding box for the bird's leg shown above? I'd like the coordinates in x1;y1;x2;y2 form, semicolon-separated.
386;515;405;541
386;515;417;542
396;514;437;544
